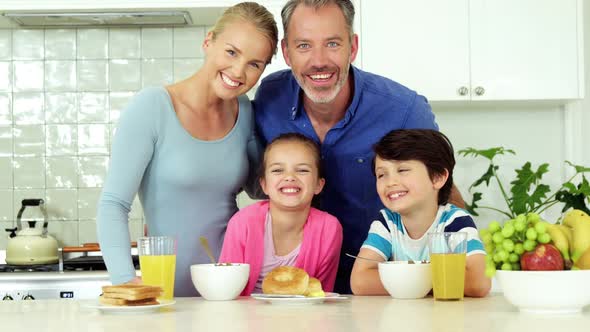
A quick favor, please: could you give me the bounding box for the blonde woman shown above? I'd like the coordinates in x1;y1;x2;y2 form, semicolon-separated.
97;2;279;297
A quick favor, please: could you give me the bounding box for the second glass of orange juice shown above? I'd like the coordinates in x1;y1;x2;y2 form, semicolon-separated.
138;236;177;300
427;232;467;301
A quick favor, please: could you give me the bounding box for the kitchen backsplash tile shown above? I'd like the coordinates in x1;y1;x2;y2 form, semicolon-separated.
141;28;173;58
0;61;11;91
78;93;108;123
0;190;13;221
45;92;77;124
0;158;12;188
173;27;205;58
109;59;141;91
46;157;78;188
1;26;205;248
13;156;45;189
0;30;11;60
109;29;141;59
77;29;108;59
45;60;76;91
142;59;174;87
44;29;76;60
13;92;44;124
46;124;77;156
13;61;44;91
0;127;12;156
77;60;108;91
0;93;10;125
12;30;44;60
13;125;45;156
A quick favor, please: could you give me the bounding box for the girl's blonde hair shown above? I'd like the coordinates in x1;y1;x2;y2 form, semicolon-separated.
208;2;279;63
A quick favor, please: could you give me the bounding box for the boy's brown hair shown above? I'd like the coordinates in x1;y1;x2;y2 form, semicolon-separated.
373;129;455;205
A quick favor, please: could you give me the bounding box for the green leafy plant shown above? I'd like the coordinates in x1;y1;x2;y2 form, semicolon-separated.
458;147;590;218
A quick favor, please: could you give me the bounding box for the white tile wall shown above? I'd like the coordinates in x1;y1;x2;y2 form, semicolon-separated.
0;26;205;248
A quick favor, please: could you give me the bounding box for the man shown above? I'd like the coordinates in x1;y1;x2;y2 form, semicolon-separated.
254;0;463;294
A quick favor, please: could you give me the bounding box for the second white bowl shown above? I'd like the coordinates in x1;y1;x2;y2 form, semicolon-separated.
378;261;432;299
190;263;249;301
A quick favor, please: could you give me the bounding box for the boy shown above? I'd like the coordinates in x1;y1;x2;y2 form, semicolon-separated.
350;129;490;297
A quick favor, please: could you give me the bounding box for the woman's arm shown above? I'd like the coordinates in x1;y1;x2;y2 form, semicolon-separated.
464;253;491;297
97;89;160;285
350;248;387;295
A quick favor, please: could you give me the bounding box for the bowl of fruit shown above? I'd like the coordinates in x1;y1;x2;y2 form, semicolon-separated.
460;146;590;313
483;210;590;314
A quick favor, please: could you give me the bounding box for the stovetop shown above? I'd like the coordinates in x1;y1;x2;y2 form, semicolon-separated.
0;255;140;273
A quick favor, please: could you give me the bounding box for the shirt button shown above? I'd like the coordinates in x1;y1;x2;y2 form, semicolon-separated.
357;158;365;163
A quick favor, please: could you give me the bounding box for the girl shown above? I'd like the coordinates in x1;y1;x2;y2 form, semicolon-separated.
219;133;343;295
97;2;279;296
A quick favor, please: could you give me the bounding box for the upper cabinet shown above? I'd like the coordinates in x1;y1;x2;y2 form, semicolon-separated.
359;0;584;101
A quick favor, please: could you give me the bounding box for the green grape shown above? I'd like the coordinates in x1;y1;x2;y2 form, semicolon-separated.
534;222;547;235
480;228;490;237
514;243;525;255
484;243;495;254
497;250;509;262
501;262;512;270
492;232;505;244
485;255;494;264
538;232;551;244
493;253;503;263
523;239;537;251
501;223;515;238
525;228;538;241
511;262;521;271
527;212;540;224
485;265;496;278
488;221;501;234
515;214;527;224
508;253;519;263
482;233;493;245
502;239;515;252
514;219;526;232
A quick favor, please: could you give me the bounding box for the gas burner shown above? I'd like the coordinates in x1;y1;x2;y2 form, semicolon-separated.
0;264;59;273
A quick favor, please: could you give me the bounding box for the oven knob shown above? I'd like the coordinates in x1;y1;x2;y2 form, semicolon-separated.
2;294;13;300
22;294;35;300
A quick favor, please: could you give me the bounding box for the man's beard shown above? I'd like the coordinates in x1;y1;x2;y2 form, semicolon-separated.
295;65;349;104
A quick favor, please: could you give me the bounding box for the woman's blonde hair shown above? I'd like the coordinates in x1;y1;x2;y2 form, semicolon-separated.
208;2;279;63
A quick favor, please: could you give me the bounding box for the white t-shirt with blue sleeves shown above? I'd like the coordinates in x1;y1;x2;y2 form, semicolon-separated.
361;204;485;261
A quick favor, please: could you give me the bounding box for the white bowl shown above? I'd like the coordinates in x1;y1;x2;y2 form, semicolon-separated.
496;270;590;314
378;261;432;299
190;263;249;301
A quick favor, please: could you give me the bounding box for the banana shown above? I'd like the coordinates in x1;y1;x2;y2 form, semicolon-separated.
545;222;571;261
574;246;590;270
557;224;573;244
562;209;590;263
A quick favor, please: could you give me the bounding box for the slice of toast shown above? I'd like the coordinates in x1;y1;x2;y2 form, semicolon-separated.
101;284;162;301
99;295;159;306
102;291;162;301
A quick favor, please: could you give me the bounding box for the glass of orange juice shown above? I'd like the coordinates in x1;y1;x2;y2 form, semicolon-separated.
137;236;177;300
427;232;467;301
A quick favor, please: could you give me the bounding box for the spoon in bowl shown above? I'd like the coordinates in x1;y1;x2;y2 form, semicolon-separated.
199;236;217;265
345;253;383;263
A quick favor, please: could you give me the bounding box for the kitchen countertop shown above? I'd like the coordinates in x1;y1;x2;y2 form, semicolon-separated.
0;294;588;332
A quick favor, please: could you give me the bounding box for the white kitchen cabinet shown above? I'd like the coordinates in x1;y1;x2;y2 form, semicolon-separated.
360;0;584;101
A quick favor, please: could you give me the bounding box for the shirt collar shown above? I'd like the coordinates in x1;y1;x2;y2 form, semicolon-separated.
288;65;364;122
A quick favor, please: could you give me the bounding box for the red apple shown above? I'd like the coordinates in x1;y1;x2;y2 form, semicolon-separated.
521;244;564;271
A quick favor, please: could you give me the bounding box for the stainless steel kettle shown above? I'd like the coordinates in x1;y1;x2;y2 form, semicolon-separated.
5;199;59;265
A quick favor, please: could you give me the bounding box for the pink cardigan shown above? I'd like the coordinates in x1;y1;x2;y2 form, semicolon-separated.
219;201;343;296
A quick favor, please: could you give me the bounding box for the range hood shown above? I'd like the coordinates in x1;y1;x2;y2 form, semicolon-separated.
3;11;193;27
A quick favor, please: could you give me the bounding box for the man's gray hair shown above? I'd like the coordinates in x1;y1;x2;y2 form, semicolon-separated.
281;0;355;40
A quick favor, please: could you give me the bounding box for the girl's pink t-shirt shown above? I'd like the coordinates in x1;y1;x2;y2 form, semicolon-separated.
252;213;301;293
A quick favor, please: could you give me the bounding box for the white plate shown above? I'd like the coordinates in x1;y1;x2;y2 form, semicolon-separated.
251;292;348;305
83;299;176;314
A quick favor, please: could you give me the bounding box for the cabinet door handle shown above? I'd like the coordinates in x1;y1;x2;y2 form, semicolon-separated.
474;86;485;96
457;86;468;96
